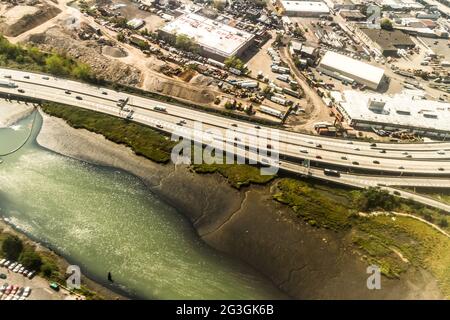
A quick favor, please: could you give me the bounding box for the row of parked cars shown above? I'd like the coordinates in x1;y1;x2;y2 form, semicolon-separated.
0;283;31;300
0;259;36;279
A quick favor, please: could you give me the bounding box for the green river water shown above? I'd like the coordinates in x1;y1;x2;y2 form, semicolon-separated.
0;110;284;299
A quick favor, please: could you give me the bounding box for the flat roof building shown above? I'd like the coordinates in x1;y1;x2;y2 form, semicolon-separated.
336;90;450;137
357;28;415;56
159;13;254;62
318;51;386;90
280;1;330;17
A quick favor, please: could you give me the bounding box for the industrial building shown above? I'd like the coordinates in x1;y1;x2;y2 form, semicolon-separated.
339;9;366;21
318;51;386;90
335;90;450;137
279;1;330;17
375;0;424;10
357;28;415;57
159;13;254;62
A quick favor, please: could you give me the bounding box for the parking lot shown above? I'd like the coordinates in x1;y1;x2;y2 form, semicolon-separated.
1;260;78;300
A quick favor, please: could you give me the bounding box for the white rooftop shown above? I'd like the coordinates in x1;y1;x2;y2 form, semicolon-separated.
376;0;424;9
319;51;385;87
281;1;330;13
160;13;254;58
338;90;450;132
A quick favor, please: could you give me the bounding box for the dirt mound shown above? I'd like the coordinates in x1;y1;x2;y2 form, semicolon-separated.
146;77;215;105
102;46;127;58
0;4;61;37
189;74;214;87
26;26;141;86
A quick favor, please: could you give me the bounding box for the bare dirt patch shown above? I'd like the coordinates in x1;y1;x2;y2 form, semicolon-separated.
0;3;61;37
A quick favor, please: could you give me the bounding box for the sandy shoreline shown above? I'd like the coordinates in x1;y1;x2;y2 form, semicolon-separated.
0;101;35;128
34;110;445;299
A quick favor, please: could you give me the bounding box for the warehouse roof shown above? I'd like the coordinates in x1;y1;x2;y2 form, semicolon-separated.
361;28;415;51
337;90;450;132
319;51;385;87
160;13;254;58
281;1;330;14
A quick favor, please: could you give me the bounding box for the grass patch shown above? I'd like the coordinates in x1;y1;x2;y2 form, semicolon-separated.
272;178;356;231
192;162;275;189
271;178;450;293
41;103;176;163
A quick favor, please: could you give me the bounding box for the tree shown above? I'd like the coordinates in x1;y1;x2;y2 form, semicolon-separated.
293;27;305;38
117;32;126;42
380;18;393;31
41;263;54;278
19;248;43;271
27;46;45;64
224;56;245;71
354;188;398;212
275;33;283;45
213;0;226;11
72;63;91;80
45;54;67;75
175;34;200;53
2;235;23;260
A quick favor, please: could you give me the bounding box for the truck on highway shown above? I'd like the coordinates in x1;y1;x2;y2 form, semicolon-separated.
0;80;18;88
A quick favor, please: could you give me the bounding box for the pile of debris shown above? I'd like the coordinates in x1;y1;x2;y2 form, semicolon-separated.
26;26;141;86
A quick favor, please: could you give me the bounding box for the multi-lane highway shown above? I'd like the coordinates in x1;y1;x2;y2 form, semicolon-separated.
1;67;450;212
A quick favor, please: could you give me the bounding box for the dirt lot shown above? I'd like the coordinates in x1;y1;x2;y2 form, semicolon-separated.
0;1;61;37
105;0;166;32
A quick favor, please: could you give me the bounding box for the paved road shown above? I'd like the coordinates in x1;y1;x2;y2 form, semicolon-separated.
1;68;450;212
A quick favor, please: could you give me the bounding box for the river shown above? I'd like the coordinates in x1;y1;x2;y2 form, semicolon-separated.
0;110;284;299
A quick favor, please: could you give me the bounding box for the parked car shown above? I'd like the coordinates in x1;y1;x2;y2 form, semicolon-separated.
5;285;12;295
8;262;17;270
11;285;19;295
23;287;31;297
0;283;8;293
49;282;60;291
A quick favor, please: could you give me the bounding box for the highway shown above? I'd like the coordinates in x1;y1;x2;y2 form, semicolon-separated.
1;67;450;212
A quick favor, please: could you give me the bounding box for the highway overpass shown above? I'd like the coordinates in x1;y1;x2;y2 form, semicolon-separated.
1;67;450;212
